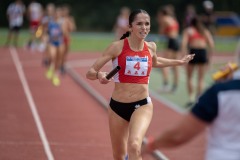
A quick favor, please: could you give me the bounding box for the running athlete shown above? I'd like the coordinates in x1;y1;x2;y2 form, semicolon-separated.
45;7;65;86
86;9;194;160
157;5;180;92
58;4;76;74
26;0;43;49
40;3;55;65
5;0;26;47
142;65;240;160
181;16;214;106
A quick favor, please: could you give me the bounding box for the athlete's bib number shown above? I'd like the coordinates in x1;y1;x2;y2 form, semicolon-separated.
125;56;148;76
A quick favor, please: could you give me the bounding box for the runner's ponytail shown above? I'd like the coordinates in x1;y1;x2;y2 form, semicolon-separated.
120;31;130;40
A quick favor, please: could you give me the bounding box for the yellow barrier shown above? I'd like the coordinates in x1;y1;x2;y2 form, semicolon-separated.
216;26;240;36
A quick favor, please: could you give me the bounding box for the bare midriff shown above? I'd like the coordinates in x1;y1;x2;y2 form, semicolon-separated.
112;82;149;103
189;40;207;49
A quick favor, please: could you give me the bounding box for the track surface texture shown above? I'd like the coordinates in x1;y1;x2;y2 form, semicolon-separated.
1;47;234;160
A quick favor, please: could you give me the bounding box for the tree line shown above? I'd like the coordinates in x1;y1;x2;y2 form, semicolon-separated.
1;0;239;33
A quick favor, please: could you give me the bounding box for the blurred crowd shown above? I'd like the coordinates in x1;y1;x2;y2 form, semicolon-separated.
4;1;240;160
112;1;218;107
5;0;76;86
5;0;237;104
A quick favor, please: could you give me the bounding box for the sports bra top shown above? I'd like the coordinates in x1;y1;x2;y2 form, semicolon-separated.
48;20;63;42
112;38;152;84
164;20;179;34
188;28;206;42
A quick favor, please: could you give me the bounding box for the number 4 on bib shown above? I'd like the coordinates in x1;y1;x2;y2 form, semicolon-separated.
134;62;140;70
125;56;148;76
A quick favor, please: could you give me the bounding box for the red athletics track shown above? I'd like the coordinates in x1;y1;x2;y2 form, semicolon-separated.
67;53;206;160
1;47;234;160
0;48;112;160
66;51;234;160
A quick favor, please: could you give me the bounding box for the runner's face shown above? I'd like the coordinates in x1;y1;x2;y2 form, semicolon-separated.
56;8;62;18
63;8;69;16
131;13;150;39
47;5;55;16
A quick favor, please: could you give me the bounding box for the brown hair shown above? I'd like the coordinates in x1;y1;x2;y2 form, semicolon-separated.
190;16;206;36
120;9;149;40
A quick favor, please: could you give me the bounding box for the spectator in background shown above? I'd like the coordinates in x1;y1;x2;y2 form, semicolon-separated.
183;4;196;28
157;5;180;92
142;64;240;160
113;7;130;40
26;0;43;50
181;16;214;107
5;0;26;47
201;0;216;35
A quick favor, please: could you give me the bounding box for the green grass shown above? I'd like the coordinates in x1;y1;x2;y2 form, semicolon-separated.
0;28;237;111
213;38;239;53
0;28;238;53
0;29;114;51
71;33;114;52
149;62;230;110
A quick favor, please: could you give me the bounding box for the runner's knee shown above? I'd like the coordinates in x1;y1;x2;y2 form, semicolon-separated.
127;138;141;156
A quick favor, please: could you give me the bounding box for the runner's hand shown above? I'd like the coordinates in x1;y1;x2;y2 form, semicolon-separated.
180;54;195;64
98;72;112;84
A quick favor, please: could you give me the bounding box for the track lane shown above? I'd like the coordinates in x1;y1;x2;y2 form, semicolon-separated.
68;53;206;160
15;48;113;160
2;48;223;159
0;48;47;160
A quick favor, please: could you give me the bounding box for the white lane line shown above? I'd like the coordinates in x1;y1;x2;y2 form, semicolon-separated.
9;47;54;160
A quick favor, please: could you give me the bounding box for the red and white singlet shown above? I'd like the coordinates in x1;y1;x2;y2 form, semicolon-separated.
188;27;206;42
113;38;152;84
